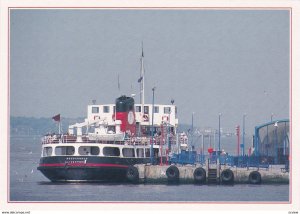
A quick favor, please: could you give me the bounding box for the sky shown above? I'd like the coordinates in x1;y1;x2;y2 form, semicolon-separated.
10;9;290;135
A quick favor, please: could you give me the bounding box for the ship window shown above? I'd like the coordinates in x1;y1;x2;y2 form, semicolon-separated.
144;106;149;114
55;146;75;156
107;126;116;133
145;148;150;157
91;147;100;155
79;146;100;156
164;107;171;114
43;147;52;157
122;148;135;157
136;106;141;112
136;148;144;158
154;106;159;113
103;106;110;113
92;107;99;113
103;147;120;157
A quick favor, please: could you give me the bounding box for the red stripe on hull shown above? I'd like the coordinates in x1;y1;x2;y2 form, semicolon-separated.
39;163;128;168
39;163;65;167
85;163;128;168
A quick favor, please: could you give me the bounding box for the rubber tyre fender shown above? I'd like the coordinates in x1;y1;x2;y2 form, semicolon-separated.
248;171;261;184
221;169;234;184
193;167;206;184
166;165;180;182
126;166;139;183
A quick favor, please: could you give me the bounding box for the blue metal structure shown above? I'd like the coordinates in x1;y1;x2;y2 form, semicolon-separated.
254;119;289;164
169;119;289;168
169;151;197;165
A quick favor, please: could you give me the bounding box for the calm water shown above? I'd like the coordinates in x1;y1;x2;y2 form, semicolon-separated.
9;136;289;202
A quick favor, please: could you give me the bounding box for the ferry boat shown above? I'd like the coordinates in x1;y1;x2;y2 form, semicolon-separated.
37;50;185;182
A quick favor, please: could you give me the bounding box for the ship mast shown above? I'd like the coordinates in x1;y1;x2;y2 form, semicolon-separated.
139;44;145;112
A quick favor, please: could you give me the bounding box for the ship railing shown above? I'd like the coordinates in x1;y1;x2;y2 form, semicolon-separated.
42;134;77;144
41;134;176;146
41;134;60;144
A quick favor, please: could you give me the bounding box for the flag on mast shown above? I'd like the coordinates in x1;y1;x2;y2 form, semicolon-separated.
52;114;61;134
138;42;145;83
52;114;60;122
138;76;143;83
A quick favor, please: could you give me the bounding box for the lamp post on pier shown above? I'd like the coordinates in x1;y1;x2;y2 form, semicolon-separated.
218;113;222;156
191;112;195;151
218;113;222;184
242;114;246;156
274;121;278;164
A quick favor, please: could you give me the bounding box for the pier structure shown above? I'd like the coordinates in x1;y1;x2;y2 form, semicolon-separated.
172;119;290;169
133;163;289;184
140;119;290;185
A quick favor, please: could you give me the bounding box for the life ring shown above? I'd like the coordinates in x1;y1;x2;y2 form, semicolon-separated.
193;167;206;184
221;169;234;184
166;165;179;183
162;116;169;121
126;166;139;183
143;114;149;121
94;115;100;120
248;171;261;184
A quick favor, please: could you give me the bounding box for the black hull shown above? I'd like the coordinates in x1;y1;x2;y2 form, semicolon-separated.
37;156;158;182
38;166;128;182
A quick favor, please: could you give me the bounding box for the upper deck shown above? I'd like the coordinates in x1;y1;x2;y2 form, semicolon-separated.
87;103;178;127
